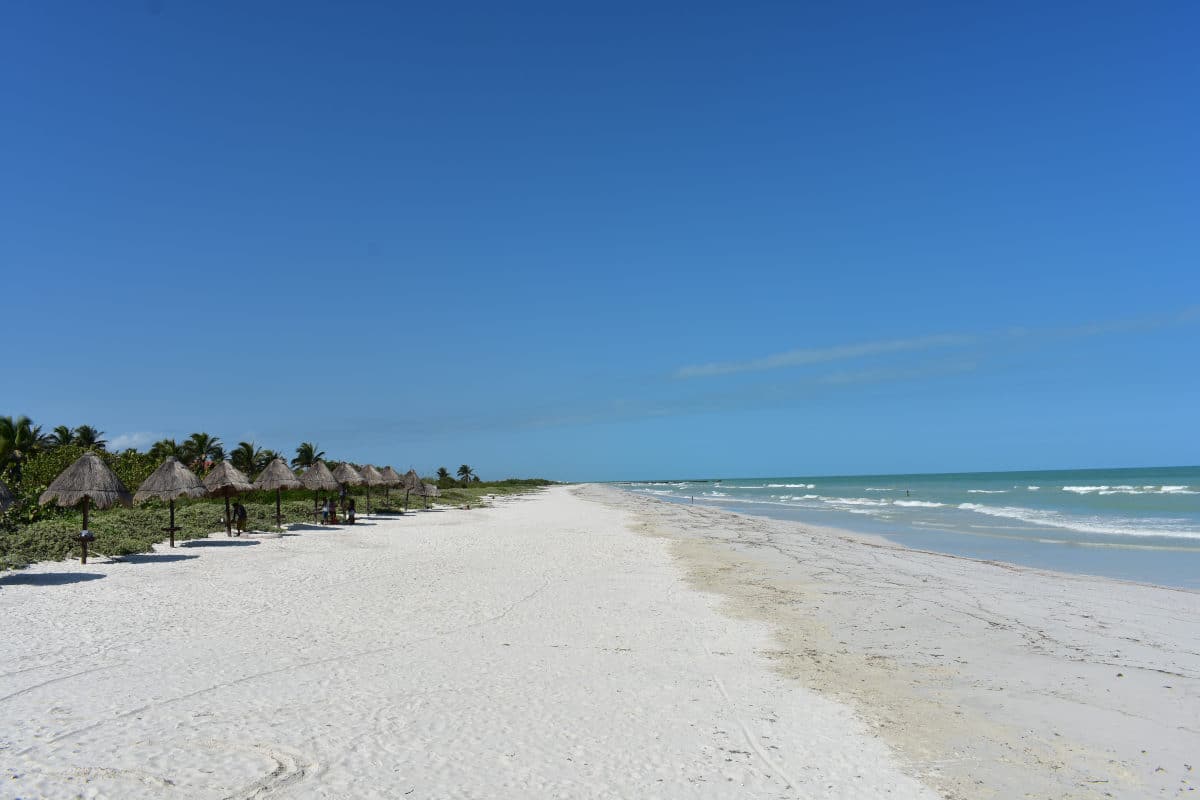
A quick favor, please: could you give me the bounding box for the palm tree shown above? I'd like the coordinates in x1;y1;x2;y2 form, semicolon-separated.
457;464;475;484
48;425;75;448
436;467;450;481
72;425;107;450
292;442;325;469
230;441;264;475
149;438;183;460
181;432;223;472
0;415;42;482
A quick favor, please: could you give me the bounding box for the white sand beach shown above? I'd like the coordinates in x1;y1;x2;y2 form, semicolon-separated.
2;486;1196;798
1;486;932;799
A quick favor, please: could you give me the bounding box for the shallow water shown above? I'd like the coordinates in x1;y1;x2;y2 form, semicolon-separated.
618;466;1200;589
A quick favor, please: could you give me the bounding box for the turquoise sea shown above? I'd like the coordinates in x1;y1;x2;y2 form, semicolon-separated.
618;466;1200;590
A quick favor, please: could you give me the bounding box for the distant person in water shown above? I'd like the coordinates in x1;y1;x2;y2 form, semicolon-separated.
906;490;910;497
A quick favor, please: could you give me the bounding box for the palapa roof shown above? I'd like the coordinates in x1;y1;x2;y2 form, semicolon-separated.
0;478;14;512
300;459;340;491
403;469;423;491
421;483;440;497
202;460;254;496
332;462;364;486
134;456;206;503
359;464;386;487
253;457;302;491
39;451;133;509
378;466;403;486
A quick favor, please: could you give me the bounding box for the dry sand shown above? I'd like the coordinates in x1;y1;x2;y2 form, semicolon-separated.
583;485;1200;799
0;486;935;799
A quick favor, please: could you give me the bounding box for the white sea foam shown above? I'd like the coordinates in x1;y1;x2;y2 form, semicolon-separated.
865;487;897;492
967;489;1007;494
824;497;889;507
893;500;945;508
705;491;728;497
1063;486;1107;494
765;483;816;489
1027;486;1040;491
957;503;1200;539
1161;485;1198;494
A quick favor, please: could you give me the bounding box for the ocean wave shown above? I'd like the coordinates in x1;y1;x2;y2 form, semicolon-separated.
1065;484;1197;495
705;491;728;497
824;497;889;507
865;487;898;492
957;502;1200;539
1027;486;1040;490
894;500;945;508
967;489;1007;494
765;483;816;489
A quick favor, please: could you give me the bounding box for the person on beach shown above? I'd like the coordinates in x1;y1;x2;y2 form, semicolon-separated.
347;498;356;525
234;502;248;535
320;499;329;525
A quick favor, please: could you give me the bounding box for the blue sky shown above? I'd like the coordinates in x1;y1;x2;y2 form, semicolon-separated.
2;1;1197;482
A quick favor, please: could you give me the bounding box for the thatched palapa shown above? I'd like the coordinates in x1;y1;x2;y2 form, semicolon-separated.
39;451;132;563
203;461;253;537
134;456;205;547
332;462;364;487
420;482;440;509
378;465;402;505
300;459;340;518
402;469;423;511
301;460;340;492
358;465;385;515
254;457;302;528
39;451;132;510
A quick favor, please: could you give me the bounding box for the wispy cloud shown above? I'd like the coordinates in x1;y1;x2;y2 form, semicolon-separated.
674;334;975;379
674;305;1200;380
109;431;164;450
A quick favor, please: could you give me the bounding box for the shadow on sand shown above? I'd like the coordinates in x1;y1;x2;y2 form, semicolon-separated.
286;524;329;532
181;539;260;548
114;553;199;564
1;572;106;586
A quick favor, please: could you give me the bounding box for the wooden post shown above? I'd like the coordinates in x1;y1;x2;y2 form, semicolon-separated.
224;494;232;536
275;488;282;529
80;496;90;564
169;499;176;547
366;485;371;516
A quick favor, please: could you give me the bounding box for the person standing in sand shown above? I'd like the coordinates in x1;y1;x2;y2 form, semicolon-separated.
234;502;248;535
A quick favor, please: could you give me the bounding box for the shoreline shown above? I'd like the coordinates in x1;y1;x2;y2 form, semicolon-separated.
586;484;1200;798
644;489;1200;592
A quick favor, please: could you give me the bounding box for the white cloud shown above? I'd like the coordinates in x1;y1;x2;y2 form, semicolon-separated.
108;431;164;451
674;305;1200;380
674;334;974;379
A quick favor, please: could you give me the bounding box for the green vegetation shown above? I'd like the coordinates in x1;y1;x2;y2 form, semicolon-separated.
0;414;556;570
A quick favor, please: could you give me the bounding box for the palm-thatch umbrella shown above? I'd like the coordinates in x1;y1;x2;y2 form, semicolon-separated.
358;465;385;515
402;469;423;512
253;457;302;529
421;482;440;510
300;459;340;518
134;456;205;547
378;466;402;505
203;461;253;537
332;462;364;516
0;478;13;513
38;451;132;564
